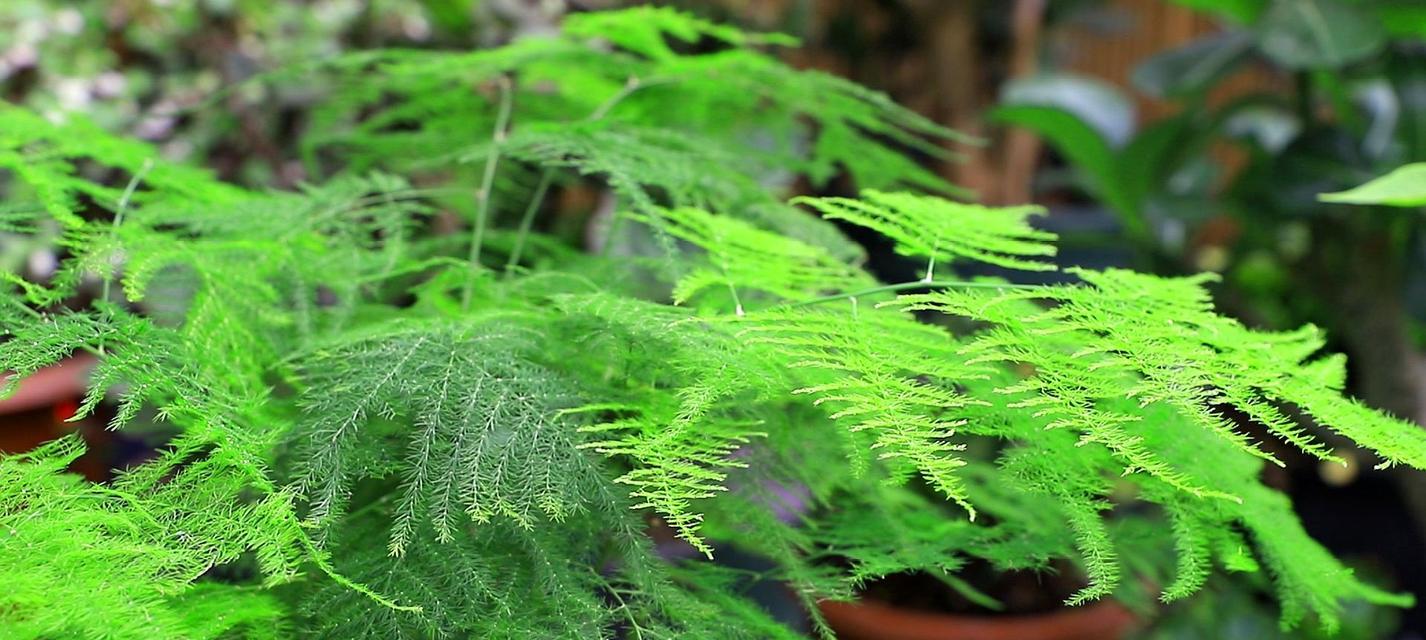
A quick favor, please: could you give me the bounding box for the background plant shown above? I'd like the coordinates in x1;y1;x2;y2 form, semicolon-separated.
994;0;1426;421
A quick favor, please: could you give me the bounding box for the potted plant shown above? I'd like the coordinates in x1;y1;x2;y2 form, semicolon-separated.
2;7;1424;638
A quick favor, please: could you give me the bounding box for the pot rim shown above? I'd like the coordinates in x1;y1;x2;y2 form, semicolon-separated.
0;354;96;416
818;596;1139;640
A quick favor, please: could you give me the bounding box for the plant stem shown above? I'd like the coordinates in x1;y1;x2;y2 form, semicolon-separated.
503;168;554;278
98;158;154;355
583;75;679;256
2;295;43;321
584;75;678;122
784;279;1038;309
1294;70;1314;129
101;158;155;306
462;75;514;312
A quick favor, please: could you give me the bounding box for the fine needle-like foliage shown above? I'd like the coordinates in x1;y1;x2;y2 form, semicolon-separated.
2;7;1425;639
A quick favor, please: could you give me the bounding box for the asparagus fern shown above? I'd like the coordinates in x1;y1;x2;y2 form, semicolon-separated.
2;7;1423;638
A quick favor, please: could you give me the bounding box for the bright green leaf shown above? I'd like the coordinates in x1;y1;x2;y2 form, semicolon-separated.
1319;163;1426;207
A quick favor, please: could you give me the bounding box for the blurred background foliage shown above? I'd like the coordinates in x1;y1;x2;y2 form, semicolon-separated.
4;0;1425;637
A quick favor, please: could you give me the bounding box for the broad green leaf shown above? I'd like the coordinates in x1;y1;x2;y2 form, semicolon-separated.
1318;163;1426;207
1169;0;1267;22
1118;114;1202;215
1254;0;1386;70
989;105;1145;236
1132;31;1254;99
1376;1;1426;37
1001;73;1137;147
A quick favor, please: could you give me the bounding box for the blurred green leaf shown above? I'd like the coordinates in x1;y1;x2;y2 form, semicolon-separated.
1389;52;1426;160
1169;0;1268;22
1119;114;1205;212
1375;1;1426;37
1254;0;1386;70
419;0;478;37
1001;73;1137;147
989;104;1145;236
1221;102;1302;154
1319;163;1426;207
1132;31;1254;99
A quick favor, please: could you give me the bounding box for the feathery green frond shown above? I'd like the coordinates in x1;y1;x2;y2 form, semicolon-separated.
637;206;873;308
550;292;787;553
0;105;241;228
501;122;764;214
289;319;601;552
794;190;1057;273
0;437;304;640
737;307;983;514
561;6;799;61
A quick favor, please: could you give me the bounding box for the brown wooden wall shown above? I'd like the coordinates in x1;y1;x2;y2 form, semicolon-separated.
1062;0;1283;123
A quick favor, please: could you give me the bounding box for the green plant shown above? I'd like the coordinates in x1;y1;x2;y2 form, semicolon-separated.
3;7;1425;638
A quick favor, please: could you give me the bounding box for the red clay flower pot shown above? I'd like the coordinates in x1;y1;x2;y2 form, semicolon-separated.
820;597;1139;640
0;354;105;479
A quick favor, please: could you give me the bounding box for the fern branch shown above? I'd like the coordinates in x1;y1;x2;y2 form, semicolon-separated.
785;279;1039;309
505;168;555;277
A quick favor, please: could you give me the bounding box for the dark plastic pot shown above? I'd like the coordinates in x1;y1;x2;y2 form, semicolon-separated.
819;597;1139;640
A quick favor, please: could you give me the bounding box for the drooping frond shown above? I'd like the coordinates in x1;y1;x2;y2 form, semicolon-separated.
735;307;986;515
550;293;788;553
500;122;765;214
635;206;873;308
288;318;602;553
0;105;241;228
793;190;1057;273
572;396;763;558
1132;401;1413;632
896;267;1426;471
561;6;799;61
0;437;305;640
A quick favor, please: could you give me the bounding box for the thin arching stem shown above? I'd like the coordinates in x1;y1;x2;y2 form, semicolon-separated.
503;168;554;278
97;158;154;354
462;75;515;311
2;295;43;321
585;75;679;257
101;158;155;305
585;75;678;122
923;233;942;282
784;279;1039;310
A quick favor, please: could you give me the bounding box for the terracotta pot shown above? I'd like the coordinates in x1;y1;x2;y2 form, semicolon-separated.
0;354;94;416
819;597;1139;640
0;354;105;479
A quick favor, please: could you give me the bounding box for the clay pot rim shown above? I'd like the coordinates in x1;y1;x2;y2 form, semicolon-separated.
818;596;1140;640
0;353;96;416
